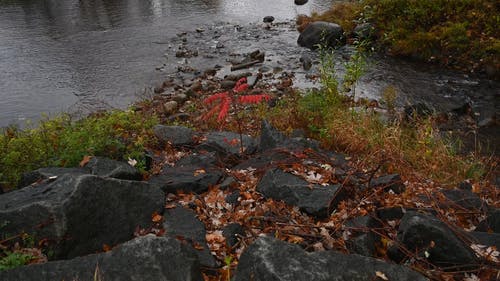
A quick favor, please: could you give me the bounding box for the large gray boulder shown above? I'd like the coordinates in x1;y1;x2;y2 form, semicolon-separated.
0;174;164;259
196;131;258;159
86;156;142;180
395;212;479;266
298;21;345;49
257;168;345;218
163;206;218;268
0;235;203;281
234;236;428;281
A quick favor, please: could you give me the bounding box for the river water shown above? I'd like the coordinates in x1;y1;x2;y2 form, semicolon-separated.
0;0;333;127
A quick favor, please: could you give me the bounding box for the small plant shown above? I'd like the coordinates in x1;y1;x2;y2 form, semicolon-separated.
343;46;367;99
381;85;398;113
0;251;33;271
202;77;271;153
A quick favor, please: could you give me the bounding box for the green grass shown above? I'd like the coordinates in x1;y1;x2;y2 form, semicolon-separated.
265;45;488;185
309;0;499;75
0;110;158;190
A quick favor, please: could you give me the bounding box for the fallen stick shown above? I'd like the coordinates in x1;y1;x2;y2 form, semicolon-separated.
231;60;261;71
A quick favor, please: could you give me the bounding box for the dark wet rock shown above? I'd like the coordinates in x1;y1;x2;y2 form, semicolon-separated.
344;216;381;257
300;55;313;70
86;157;142;180
148;165;222;194
468;231;500;248
259;119;286;151
225;190;240;205
441;188;485;210
294;0;308;5
220;176;237;190
395;212;478;267
458;180;473;191
263;16;275;23
234;236;428;281
0;174;164;259
0;235;203;281
370;174;406;194
223;223;244;247
168;112;191;122
173;93;189;103
220;80;237;89
163;206;218;268
153;125;195;146
257;168;345;218
353;23;375;40
233;149;300;171
377;206;405;221
176;152;219;168
476;209;500;233
18;167;88;188
298;21;345;50
197;131;258;159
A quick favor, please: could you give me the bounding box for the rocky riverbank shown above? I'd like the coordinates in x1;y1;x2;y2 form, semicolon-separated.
1;121;499;280
1;19;499;280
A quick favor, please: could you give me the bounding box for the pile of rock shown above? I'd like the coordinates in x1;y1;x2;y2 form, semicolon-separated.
1;121;497;280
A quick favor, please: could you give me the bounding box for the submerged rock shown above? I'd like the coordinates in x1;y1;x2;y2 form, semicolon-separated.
298;21;345;49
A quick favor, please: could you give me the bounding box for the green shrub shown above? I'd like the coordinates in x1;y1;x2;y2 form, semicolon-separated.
0;251;33;271
0;110;158;189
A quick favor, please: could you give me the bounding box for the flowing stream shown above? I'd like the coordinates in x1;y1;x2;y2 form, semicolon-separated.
0;0;332;126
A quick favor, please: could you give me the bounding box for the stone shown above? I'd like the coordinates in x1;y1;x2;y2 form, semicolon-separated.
353;23;375;40
370;174;406;194
220;80;236;89
234;236;428;281
468;231;500;249
223;223;244;247
257;168;345;218
173;93;189;103
300;55;313;70
476;209;500;233
86;156;142;180
163;206;218;268
220;176;237;190
344;216;381;257
297;21;345;50
0;174;164;259
294;0;308;5
168;112;191;122
259;120;286;151
18;167;89;188
225;190;240;205
197;131;258;159
377;206;405;221
441;188;485;211
263;16;275;23
176;152;219;168
163;100;178;114
148;165;222;194
0;235;203;281
395;212;478;267
153;125;195;146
